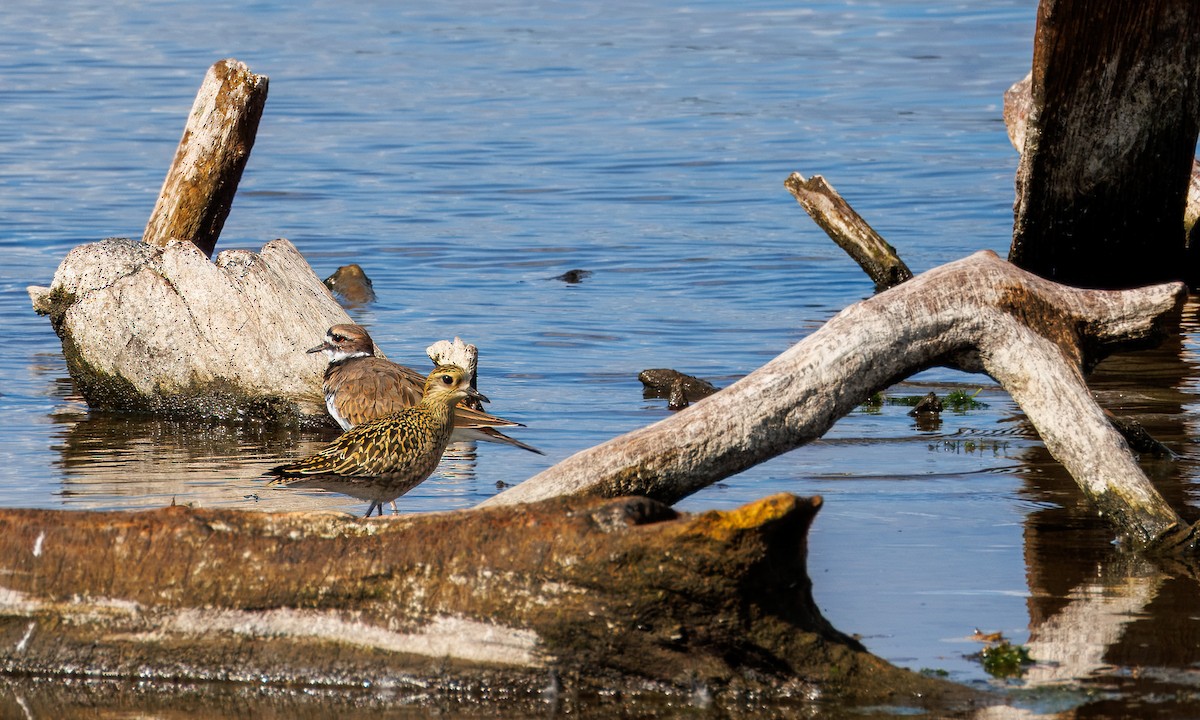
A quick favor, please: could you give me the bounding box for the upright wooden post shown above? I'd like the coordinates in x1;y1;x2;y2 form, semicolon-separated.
142;59;268;258
1009;1;1200;288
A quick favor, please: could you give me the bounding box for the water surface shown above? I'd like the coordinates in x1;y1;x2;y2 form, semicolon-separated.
3;1;1200;717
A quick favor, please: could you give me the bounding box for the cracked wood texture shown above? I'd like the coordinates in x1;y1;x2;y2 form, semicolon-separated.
1009;0;1200;288
143;59;268;259
0;495;974;709
28;237;352;422
486;251;1198;553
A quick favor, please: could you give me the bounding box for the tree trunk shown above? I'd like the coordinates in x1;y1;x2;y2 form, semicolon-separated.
1009;0;1200;288
142;59;268;258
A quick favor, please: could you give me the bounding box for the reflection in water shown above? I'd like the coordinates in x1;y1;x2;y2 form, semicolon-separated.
49;409;486;515
1000;299;1200;715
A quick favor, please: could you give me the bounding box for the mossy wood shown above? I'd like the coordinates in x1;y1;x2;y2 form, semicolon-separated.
0;494;972;709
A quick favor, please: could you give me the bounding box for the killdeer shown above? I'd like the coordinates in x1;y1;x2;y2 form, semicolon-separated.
309;324;542;454
267;365;483;517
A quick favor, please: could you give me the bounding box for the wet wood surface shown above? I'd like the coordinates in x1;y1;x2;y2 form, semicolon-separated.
0;494;971;708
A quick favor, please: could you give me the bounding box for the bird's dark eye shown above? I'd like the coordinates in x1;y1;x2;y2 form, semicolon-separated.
331;334;345;342
441;374;454;385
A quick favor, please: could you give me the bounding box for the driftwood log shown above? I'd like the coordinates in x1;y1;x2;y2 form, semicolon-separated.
0;494;976;710
26;59;351;423
143;59;268;259
485;251;1198;554
28;236;347;422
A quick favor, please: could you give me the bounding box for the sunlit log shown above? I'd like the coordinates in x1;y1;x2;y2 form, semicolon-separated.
485;251;1198;554
0;494;973;708
142;59;268;259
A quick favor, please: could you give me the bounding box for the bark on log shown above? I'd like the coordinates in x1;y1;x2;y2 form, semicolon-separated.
485;251;1199;554
27;237;349;422
1008;0;1200;288
0;495;974;709
1004;71;1200;240
784;173;913;292
143;59;268;258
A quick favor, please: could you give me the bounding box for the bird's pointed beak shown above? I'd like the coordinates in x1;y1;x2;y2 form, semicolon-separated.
307;341;331;354
466;386;489;404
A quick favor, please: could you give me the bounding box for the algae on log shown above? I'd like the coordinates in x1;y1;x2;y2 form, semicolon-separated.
0;494;974;709
27;236;350;422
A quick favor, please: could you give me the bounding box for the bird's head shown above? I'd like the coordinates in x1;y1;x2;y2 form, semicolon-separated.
424;364;488;406
307;323;375;361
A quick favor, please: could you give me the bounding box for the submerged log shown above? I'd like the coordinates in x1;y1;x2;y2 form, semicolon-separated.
0;495;974;709
485;251;1199;554
1008;0;1200;288
143;59;268;259
27;237;348;422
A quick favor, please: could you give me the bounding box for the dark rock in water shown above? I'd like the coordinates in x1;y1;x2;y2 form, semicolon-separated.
639;368;720;410
324;263;376;305
907;391;942;416
552;269;592;284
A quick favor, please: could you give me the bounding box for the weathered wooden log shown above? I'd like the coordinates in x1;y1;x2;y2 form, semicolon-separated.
1008;0;1200;288
143;59;268;258
784;173;913;292
0;494;975;709
27;237;349;422
485;251;1198;554
1004;71;1200;238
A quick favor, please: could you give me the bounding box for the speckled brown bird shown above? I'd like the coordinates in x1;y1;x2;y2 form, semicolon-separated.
309;323;542;454
267;365;483;517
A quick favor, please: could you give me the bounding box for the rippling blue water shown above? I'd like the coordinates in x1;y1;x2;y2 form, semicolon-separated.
14;0;1183;710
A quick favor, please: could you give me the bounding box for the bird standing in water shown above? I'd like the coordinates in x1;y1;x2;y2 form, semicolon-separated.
267;365;485;517
309;324;542;454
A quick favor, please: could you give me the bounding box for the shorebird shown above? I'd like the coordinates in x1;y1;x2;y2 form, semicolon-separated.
267;365;483;517
323;263;377;305
309;324;542;454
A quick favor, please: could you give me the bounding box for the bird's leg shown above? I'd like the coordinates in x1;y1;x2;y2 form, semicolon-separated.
364;501;380;518
389;500;399;515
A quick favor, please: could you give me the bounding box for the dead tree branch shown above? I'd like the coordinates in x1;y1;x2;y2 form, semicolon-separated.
143;59;268;258
784;173;913;292
484;251;1196;553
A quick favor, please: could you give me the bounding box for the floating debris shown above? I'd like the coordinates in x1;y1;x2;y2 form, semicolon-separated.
552;269;593;284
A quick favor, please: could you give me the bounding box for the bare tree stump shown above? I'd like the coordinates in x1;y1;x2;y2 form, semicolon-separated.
0;495;973;708
1009;0;1200;288
28;237;350;422
142;59;268;258
785;173;913;292
485;251;1197;554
